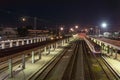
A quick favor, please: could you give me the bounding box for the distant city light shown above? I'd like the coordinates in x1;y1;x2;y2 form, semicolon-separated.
70;28;74;31
22;17;26;22
85;29;88;32
75;26;78;29
101;22;107;28
60;27;63;31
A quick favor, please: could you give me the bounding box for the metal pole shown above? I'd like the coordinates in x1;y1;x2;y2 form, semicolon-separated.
22;54;25;69
32;51;35;63
9;59;13;78
38;49;41;59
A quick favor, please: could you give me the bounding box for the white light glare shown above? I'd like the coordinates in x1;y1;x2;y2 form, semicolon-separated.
70;28;74;31
60;27;63;31
75;26;78;29
101;22;107;28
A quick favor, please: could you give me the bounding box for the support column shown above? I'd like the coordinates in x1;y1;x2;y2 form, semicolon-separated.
22;40;24;45
34;39;36;43
31;39;33;44
66;39;68;43
103;44;105;51
115;49;118;59
44;46;47;53
43;37;44;41
99;42;101;46
10;41;13;47
45;37;47;41
39;38;41;42
32;51;35;63
8;59;13;78
42;38;44;41
44;37;46;41
68;38;70;42
1;42;5;49
16;41;19;46
27;40;29;44
51;44;54;51
59;41;62;46
62;40;64;46
56;43;58;49
102;43;104;50
53;44;56;50
40;38;42;42
37;38;39;42
110;47;113;56
22;54;25;69
38;49;41;59
48;45;51;54
107;46;110;54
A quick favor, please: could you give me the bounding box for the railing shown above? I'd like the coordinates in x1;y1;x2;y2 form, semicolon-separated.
0;37;47;49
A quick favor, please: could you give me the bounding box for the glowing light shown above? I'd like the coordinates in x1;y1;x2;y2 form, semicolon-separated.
60;27;63;31
101;22;107;28
75;26;78;29
70;28;74;31
22;17;26;22
50;37;54;40
60;36;63;38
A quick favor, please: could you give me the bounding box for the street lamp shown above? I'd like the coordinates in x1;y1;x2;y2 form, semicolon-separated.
101;22;107;28
60;27;64;31
22;17;26;22
21;16;37;30
75;25;79;33
59;27;64;37
75;26;78;29
70;28;74;32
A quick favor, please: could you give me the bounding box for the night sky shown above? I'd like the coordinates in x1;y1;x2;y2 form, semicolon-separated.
0;0;120;28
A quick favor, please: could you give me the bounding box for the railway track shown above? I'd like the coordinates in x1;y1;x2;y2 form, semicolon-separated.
82;40;96;80
84;40;120;80
28;40;87;80
62;40;84;80
28;42;76;80
2;39;117;80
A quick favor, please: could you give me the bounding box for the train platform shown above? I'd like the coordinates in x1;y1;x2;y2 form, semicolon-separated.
103;56;120;76
101;49;120;75
1;44;69;80
96;37;120;47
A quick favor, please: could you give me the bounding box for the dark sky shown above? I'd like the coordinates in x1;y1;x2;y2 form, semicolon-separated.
0;0;120;27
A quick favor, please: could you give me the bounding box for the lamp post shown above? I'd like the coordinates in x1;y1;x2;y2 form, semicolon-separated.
21;16;37;30
75;25;78;33
21;16;37;37
59;27;64;38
